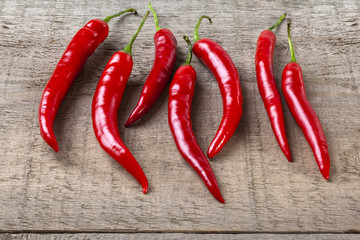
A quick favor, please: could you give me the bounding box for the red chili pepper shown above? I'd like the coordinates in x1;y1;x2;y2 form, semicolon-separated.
124;2;177;127
192;16;243;158
39;8;137;152
282;23;330;179
92;11;150;193
255;13;292;161
168;36;225;203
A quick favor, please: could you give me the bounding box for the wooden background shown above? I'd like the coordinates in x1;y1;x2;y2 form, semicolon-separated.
0;0;359;239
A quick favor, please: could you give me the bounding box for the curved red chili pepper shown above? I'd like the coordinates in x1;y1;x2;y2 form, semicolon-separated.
282;23;330;179
92;11;150;193
39;9;137;152
192;16;243;158
124;2;177;127
255;14;292;161
168;36;225;203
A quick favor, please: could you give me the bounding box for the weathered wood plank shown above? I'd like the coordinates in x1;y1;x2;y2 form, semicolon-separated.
1;233;360;240
0;0;359;233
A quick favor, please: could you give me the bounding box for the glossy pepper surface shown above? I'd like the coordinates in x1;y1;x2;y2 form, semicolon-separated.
282;23;330;179
255;13;291;161
39;9;137;152
168;36;225;203
92;11;150;193
192;16;243;158
125;2;177;127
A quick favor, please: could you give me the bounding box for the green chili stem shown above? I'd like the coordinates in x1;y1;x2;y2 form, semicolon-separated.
287;22;297;63
183;35;193;65
268;13;287;31
193;15;213;43
148;1;161;31
122;11;150;56
103;8;137;23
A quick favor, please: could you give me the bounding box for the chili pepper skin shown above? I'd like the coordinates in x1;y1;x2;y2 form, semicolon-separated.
192;16;243;158
92;52;148;192
39;9;137;152
282;23;330;179
168;36;225;203
92;11;150;193
255;14;291;161
125;2;177;127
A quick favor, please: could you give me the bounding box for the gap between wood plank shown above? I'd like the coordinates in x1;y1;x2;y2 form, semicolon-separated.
0;230;359;234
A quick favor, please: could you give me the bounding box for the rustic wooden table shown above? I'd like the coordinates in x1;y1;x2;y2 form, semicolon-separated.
1;0;359;239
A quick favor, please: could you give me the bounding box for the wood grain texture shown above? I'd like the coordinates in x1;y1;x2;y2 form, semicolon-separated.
0;0;359;233
1;233;360;240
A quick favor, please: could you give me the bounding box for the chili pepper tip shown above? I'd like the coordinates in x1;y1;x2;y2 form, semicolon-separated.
51;143;59;152
41;132;59;152
322;171;330;180
53;145;59;152
285;153;292;162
